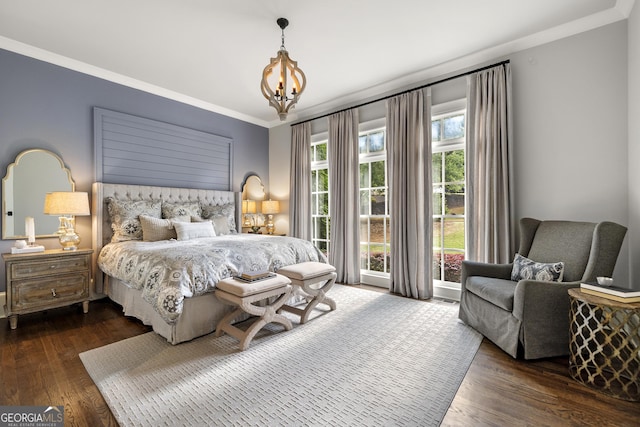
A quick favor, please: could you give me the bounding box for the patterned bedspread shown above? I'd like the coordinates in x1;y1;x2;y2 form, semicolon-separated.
98;234;326;324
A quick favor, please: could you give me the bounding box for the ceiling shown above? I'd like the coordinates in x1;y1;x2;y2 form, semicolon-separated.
0;0;633;128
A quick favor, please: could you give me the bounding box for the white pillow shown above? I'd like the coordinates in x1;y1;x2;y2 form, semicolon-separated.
173;221;216;240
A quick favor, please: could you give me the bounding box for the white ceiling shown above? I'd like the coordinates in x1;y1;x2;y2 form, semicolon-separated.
0;0;633;128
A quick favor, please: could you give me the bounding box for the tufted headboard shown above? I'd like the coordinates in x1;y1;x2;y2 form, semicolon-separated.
91;182;241;294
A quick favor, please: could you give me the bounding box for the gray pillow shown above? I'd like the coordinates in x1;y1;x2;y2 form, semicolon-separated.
511;253;564;282
200;203;237;234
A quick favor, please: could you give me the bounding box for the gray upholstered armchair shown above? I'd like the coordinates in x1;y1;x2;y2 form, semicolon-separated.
458;218;627;359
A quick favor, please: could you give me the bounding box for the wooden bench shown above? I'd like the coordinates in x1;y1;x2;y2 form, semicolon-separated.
278;262;337;323
215;274;292;350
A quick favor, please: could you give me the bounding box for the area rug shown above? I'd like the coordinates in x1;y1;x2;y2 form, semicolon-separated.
80;285;482;427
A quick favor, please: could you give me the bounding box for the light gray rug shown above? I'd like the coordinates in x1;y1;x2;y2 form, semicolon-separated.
80;285;481;427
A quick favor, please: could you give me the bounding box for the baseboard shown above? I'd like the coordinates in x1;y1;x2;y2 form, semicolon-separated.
433;285;461;302
0;292;5;318
360;273;461;301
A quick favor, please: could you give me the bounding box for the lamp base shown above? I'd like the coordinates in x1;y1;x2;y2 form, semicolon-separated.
59;232;80;250
266;214;275;235
59;217;80;250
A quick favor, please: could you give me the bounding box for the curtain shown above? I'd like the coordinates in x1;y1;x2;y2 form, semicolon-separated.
289;122;312;240
328;110;361;284
466;64;514;263
386;89;432;299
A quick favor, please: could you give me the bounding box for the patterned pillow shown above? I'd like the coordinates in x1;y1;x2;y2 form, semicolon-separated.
174;221;216;240
161;202;201;222
511;253;564;282
200;203;237;234
140;215;179;241
107;198;162;242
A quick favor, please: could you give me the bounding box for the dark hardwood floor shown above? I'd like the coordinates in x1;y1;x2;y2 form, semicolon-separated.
1;291;638;427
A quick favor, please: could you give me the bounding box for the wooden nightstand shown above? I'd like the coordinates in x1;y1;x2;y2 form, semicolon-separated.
3;248;93;329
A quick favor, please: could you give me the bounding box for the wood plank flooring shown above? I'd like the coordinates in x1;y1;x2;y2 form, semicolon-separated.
1;293;638;426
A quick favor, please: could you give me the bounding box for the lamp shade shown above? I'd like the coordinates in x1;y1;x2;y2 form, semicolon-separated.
245;200;257;214
43;191;90;216
261;200;280;215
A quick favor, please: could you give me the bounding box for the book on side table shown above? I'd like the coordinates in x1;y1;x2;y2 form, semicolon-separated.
580;281;640;303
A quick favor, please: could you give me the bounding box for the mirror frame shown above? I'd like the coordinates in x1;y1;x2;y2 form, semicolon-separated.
241;174;266;202
241;174;266;230
2;149;75;239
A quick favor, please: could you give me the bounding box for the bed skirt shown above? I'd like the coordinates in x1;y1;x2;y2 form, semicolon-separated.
105;275;235;345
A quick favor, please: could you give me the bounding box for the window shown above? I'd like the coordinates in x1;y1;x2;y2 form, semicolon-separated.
309;103;466;294
359;127;390;275
432;102;466;285
311;140;330;255
310;122;390;277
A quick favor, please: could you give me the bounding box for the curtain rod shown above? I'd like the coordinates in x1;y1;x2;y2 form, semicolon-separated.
291;59;510;126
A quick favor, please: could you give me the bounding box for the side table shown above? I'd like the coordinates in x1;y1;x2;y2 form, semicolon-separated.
3;248;93;329
568;288;639;401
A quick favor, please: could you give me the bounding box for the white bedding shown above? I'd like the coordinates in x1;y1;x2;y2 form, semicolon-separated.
98;234;326;324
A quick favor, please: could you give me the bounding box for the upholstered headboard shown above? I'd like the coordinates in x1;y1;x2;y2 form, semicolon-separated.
91;182;241;294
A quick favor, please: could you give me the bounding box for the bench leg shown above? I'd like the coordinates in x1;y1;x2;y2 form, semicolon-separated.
281;272;337;323
239;305;293;351
215;286;292;350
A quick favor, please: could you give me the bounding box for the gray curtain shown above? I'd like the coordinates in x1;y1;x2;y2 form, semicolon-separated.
386;89;432;299
328;110;361;284
466;64;514;263
289;122;312;240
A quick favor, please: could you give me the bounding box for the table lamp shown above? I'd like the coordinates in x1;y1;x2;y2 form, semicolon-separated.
261;200;280;235
43;191;90;250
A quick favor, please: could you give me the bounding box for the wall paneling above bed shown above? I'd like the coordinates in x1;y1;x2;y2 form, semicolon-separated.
94;107;233;190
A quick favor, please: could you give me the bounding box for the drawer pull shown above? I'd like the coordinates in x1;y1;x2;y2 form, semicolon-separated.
51;289;57;297
50;265;58;269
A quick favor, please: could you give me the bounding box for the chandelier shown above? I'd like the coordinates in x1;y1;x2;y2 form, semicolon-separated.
261;18;306;121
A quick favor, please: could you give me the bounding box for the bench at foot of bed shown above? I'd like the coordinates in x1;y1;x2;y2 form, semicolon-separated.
278;262;337;324
214;274;292;351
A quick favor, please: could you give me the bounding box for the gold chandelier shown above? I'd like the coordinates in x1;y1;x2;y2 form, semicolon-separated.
261;18;306;121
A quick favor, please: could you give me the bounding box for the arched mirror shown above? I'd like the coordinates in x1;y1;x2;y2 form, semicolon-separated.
242;174;266;202
241;175;265;230
2;149;75;239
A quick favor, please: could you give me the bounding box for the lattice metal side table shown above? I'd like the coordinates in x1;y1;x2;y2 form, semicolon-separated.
568;288;640;401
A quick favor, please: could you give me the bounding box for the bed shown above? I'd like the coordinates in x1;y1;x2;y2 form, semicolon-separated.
91;182;325;344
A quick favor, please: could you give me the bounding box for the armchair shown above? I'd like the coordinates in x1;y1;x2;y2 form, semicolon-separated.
458;218;627;359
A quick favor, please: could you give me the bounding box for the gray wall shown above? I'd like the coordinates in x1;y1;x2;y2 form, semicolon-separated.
270;21;633;287
0;48;269;293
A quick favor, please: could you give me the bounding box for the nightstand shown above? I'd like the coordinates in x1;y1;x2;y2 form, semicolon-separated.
568;288;640;401
3;248;93;329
